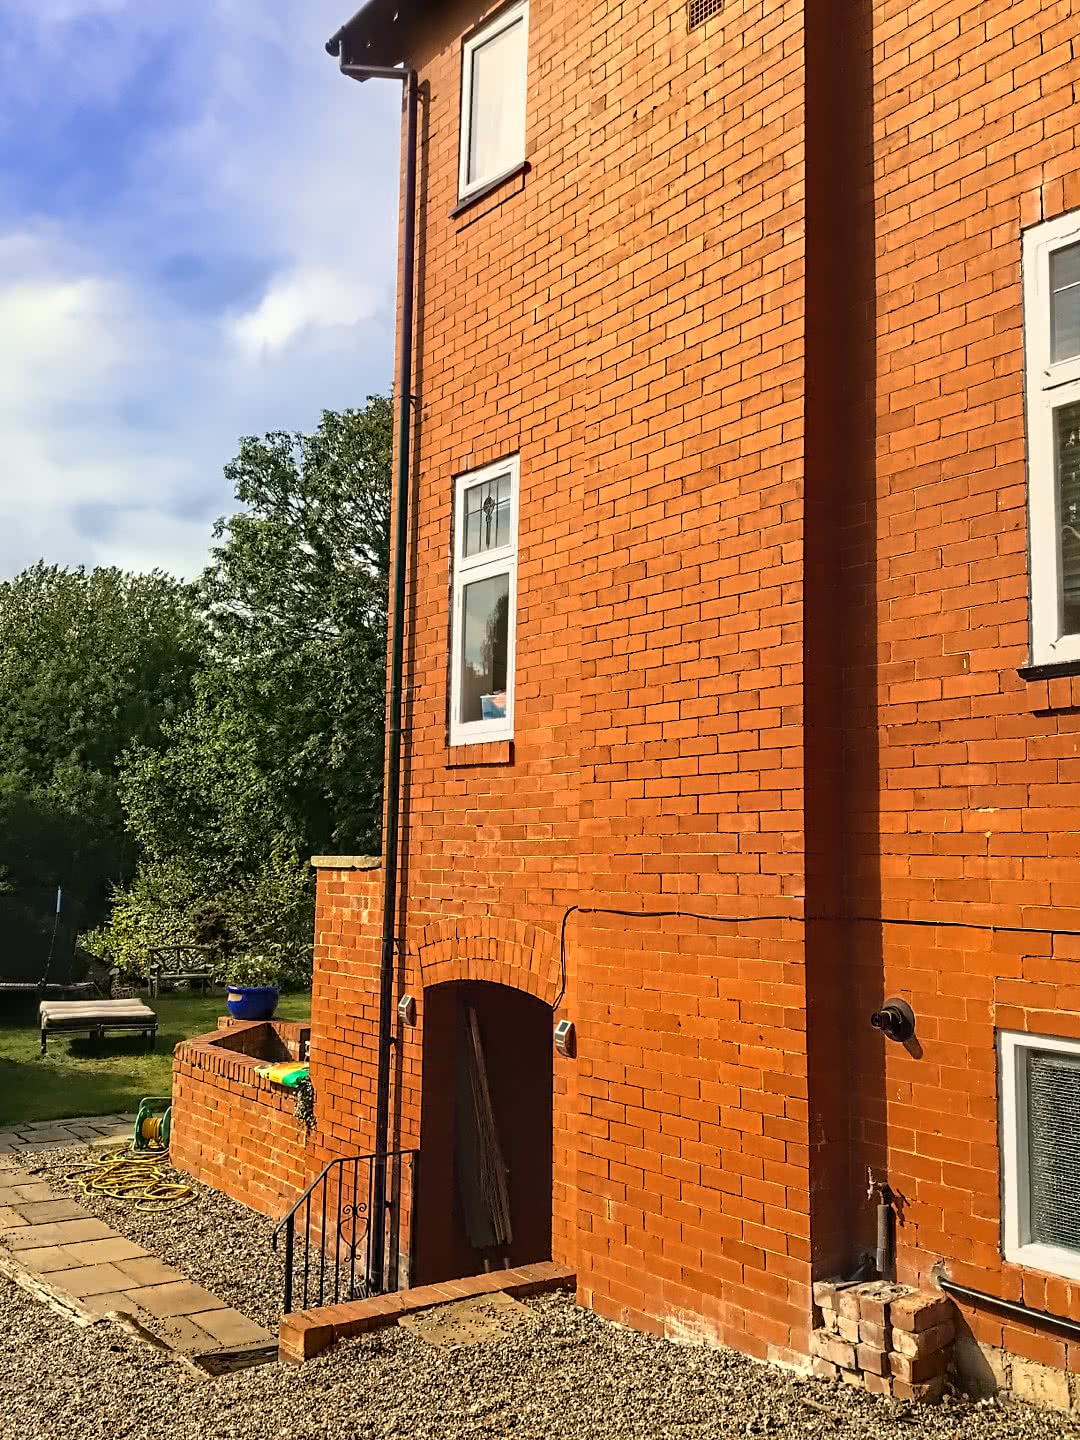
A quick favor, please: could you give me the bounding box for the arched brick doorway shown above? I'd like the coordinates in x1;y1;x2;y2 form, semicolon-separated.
412;980;553;1286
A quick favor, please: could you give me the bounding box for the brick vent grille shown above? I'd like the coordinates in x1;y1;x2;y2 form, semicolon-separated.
687;0;723;29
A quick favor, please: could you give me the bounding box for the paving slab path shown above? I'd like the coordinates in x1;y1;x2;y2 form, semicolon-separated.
0;1114;137;1155
0;1133;274;1358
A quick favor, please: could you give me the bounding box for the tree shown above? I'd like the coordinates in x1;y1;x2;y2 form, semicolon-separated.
0;564;205;974
0;563;205;893
201;399;392;852
100;671;314;981
98;400;393;982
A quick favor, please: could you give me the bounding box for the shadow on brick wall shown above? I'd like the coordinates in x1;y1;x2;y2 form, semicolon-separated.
803;0;885;1278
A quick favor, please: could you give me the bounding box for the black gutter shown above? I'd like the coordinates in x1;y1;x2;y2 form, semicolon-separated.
334;55;419;1296
933;1266;1080;1342
326;0;414;64
325;2;373;56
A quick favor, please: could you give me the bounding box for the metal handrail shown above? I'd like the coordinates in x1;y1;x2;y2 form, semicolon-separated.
271;1149;418;1314
271;1153;357;1243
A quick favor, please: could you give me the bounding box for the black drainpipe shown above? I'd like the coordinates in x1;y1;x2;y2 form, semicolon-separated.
330;45;419;1296
932;1264;1080;1342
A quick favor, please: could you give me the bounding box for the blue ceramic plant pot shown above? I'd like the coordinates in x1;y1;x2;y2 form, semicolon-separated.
226;984;279;1021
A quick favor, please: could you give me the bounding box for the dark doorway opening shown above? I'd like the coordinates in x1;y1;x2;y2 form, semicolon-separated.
413;980;552;1286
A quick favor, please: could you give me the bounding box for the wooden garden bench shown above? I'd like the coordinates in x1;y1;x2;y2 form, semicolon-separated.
146;946;213;1000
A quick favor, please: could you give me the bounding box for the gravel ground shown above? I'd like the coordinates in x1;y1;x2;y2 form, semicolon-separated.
5;1147;1080;1440
26;1143;286;1330
0;1279;1078;1440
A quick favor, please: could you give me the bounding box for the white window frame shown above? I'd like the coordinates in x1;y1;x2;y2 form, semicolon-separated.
998;1028;1080;1281
458;0;529;203
1023;209;1080;666
449;456;519;746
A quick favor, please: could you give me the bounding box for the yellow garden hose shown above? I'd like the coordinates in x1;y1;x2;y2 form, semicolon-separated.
137;1112;168;1149
65;1147;197;1211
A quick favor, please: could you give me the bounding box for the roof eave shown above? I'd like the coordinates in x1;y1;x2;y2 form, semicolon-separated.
325;0;418;68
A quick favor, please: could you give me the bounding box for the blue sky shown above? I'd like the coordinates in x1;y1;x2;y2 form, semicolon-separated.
0;0;400;578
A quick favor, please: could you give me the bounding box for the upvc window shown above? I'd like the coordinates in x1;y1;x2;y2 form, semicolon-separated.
458;1;528;201
449;457;518;744
1024;210;1080;666
999;1029;1080;1281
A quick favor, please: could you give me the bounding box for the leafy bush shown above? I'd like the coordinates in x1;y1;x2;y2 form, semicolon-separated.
71;401;391;991
88;849;313;989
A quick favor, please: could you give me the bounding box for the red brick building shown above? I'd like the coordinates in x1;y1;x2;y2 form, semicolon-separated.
305;0;1080;1391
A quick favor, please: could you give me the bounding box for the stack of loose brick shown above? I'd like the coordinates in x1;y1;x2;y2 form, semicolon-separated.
810;1280;956;1402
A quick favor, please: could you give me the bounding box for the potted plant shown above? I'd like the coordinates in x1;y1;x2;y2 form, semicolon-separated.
188;904;280;1020
224;953;280;1021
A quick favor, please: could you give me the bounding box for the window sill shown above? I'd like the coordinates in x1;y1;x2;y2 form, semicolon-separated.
1005;1243;1080;1285
451;161;530;221
1018;659;1080;681
446;740;514;768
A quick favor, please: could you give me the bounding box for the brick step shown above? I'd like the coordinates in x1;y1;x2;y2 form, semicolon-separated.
279;1260;576;1363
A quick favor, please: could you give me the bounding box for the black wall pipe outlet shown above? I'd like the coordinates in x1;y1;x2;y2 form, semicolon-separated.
870;997;915;1043
335;56;419;1295
933;1265;1080;1342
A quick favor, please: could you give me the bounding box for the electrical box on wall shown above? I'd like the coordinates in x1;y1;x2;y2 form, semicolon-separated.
554;1019;576;1058
397;994;417;1026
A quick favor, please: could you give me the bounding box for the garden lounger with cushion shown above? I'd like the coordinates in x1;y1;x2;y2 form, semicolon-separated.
39;998;158;1055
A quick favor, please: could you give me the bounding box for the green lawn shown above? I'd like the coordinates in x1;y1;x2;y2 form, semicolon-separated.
0;991;312;1127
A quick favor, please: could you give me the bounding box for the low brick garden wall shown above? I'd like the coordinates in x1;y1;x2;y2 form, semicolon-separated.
171;1017;313;1220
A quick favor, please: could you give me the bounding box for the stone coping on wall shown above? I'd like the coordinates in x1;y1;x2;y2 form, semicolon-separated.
279;1261;576;1363
176;1018;310;1090
309;855;382;870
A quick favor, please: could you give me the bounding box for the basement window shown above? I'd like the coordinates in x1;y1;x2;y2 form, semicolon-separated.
1023;211;1080;668
459;1;529;202
999;1029;1080;1280
450;457;518;745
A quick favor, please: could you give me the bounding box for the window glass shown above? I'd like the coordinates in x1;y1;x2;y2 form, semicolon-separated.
466;13;527;189
1026;218;1080;664
1026;1047;1080;1254
451;455;517;743
1056;400;1080;636
459;574;509;724
463;473;512;557
1051;241;1080;363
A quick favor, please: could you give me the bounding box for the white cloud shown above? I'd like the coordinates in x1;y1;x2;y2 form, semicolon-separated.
0;224;394;578
0;0;402;579
228;266;380;357
0;233;216;574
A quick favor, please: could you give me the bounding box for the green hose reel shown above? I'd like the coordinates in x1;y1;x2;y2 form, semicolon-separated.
133;1096;172;1150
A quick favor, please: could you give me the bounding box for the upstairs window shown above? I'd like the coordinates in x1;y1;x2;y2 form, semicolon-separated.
1024;211;1080;666
459;1;528;201
999;1030;1080;1280
450;457;518;744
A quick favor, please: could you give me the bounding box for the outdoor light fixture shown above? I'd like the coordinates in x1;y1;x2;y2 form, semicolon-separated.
554;1019;576;1058
397;994;417;1026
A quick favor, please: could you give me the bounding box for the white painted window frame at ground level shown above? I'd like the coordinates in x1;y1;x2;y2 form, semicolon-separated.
1023;209;1080;666
458;0;529;203
449;455;519;746
998;1028;1080;1282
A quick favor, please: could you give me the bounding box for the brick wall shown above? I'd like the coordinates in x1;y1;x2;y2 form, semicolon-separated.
306;859;385;1172
171;1019;312;1220
317;0;814;1366
312;0;1080;1389
853;0;1080;1382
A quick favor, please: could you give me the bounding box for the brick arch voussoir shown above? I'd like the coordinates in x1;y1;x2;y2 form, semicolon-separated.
415;917;558;1006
